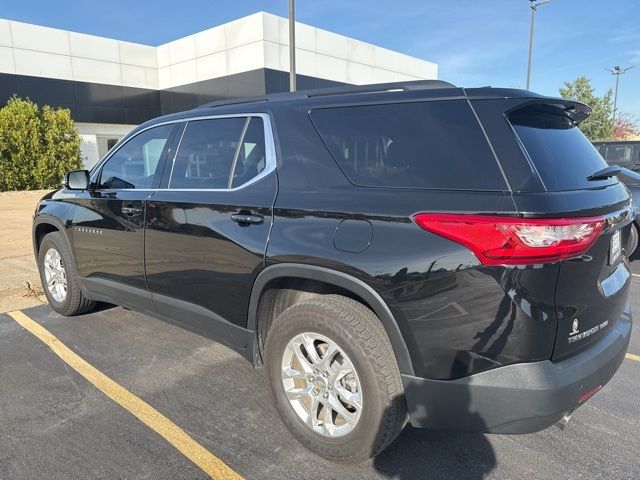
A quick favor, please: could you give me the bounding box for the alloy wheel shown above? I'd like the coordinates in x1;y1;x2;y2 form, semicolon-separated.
281;332;363;437
43;248;67;303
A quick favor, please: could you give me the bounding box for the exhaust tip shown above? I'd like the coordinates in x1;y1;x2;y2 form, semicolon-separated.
555;410;574;430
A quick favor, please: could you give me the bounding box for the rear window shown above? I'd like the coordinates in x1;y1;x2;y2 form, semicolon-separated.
310;101;507;190
509;105;616;191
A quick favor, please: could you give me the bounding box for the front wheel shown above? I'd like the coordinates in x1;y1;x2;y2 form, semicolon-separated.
264;294;406;461
37;231;95;316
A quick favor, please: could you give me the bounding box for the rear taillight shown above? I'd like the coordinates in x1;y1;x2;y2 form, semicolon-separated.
413;214;605;265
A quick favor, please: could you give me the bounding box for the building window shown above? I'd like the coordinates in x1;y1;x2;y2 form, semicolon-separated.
97;136;123;161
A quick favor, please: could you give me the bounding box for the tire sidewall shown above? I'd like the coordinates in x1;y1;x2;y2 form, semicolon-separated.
265;302;389;460
37;231;95;316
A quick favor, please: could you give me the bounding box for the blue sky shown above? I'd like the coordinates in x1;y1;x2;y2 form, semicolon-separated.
2;0;638;117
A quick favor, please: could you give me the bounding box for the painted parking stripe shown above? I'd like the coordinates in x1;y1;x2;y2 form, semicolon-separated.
8;310;243;480
627;353;640;363
632;273;640;278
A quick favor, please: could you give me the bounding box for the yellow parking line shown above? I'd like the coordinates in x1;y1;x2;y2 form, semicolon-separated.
627;353;640;363
632;273;640;278
8;310;243;480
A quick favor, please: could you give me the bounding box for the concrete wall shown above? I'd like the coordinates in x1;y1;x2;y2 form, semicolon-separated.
0;13;438;170
0;19;158;89
156;12;437;87
0;12;437;91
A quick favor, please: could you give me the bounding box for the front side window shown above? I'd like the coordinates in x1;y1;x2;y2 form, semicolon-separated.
98;124;174;189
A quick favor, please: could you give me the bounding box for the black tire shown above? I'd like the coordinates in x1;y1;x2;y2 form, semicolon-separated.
264;294;406;461
37;231;95;316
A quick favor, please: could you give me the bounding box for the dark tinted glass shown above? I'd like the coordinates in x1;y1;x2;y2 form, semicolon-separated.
170;118;246;189
605;144;635;164
99;124;174;189
231;117;267;188
509;107;615;191
310;100;506;190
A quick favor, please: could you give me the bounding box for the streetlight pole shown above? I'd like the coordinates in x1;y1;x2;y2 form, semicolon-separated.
289;0;296;92
526;0;551;90
607;65;634;129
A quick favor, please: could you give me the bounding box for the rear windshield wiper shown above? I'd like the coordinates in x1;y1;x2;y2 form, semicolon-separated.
588;165;640;183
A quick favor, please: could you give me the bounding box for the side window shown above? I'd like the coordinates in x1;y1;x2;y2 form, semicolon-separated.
170;118;246;189
310;101;506;190
231;117;266;188
99;124;174;189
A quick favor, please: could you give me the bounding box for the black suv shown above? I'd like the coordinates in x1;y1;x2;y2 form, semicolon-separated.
33;81;634;461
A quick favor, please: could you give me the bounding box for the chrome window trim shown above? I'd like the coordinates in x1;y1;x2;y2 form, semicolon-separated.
90;112;277;193
89;120;179;182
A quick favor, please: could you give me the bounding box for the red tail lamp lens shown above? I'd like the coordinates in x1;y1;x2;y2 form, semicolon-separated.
578;384;603;403
413;214;605;265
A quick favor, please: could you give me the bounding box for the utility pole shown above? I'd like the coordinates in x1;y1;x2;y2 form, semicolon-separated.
289;0;296;92
606;65;634;129
526;0;552;90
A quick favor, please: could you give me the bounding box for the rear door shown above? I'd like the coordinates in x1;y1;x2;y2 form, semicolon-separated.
505;102;633;361
144;114;277;347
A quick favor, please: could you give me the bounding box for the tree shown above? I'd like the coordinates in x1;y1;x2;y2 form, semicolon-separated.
0;96;82;191
613;112;640;141
0;96;41;191
559;76;614;141
37;105;83;187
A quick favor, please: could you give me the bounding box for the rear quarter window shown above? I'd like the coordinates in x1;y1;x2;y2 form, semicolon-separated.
310;100;507;191
508;105;616;191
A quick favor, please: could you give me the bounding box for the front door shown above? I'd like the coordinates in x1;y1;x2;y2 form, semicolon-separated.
72;123;178;309
144;115;277;347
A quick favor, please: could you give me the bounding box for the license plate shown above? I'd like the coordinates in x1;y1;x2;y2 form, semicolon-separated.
610;229;621;265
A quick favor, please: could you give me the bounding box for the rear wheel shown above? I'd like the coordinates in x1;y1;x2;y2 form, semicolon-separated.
38;231;95;316
264;294;406;461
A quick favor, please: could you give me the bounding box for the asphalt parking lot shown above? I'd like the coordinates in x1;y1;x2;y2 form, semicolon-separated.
1;259;639;480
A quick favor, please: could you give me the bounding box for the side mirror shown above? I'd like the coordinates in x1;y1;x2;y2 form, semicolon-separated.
64;170;90;190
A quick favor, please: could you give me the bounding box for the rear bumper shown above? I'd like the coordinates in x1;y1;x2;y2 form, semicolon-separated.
402;307;632;434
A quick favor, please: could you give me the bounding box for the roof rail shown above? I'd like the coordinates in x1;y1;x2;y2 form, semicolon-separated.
197;79;456;110
303;79;456;97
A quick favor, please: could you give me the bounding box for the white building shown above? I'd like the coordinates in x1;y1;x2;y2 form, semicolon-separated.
0;12;437;168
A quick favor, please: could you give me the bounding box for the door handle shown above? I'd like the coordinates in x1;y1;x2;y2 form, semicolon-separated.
122;205;143;216
231;213;264;225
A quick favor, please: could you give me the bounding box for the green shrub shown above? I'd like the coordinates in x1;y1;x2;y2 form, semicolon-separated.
0;96;82;191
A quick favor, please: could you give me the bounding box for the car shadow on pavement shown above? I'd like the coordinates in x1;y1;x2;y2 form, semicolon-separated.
373;381;496;479
374;427;496;479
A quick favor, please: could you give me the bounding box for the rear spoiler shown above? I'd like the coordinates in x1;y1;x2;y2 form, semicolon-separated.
505;98;592;125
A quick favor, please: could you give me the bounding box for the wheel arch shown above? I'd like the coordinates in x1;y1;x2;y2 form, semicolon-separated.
247;263;414;375
33;216;69;256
